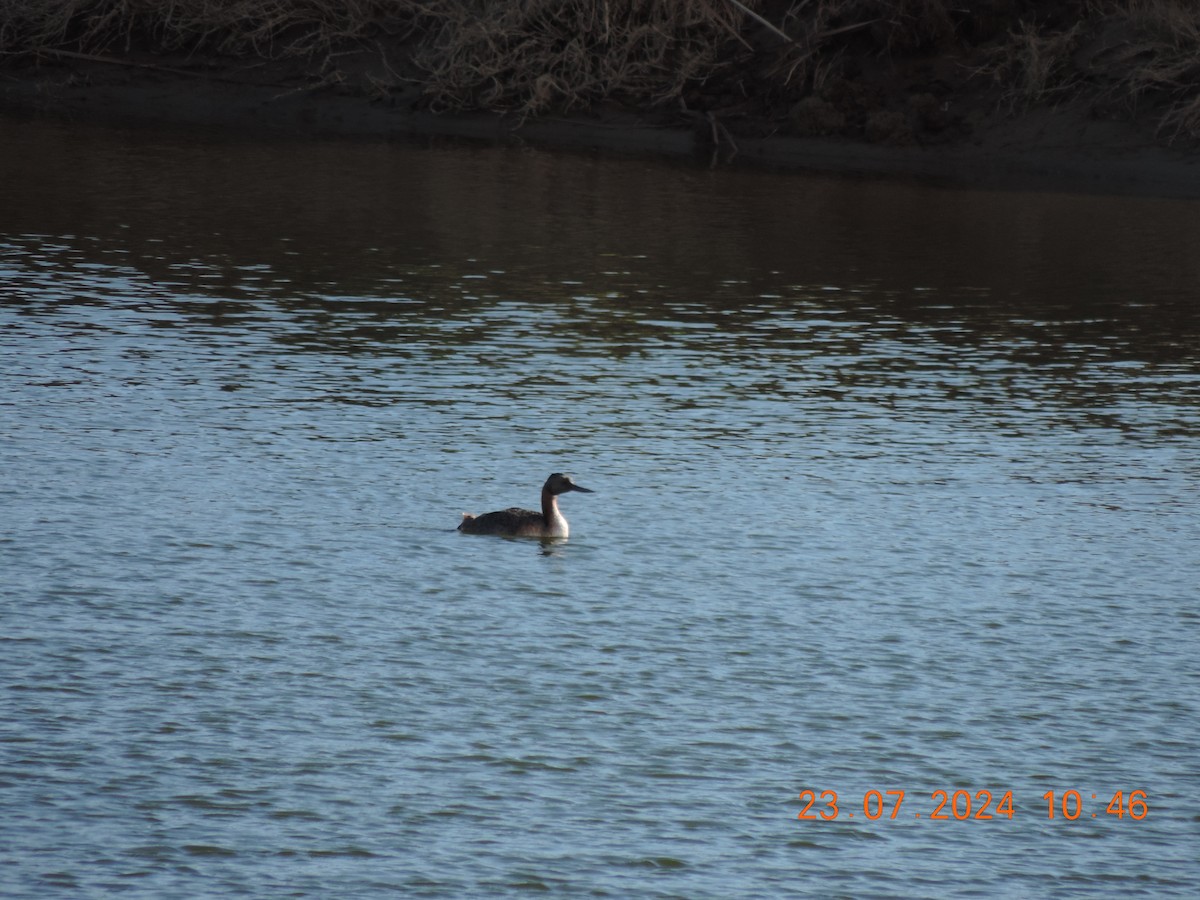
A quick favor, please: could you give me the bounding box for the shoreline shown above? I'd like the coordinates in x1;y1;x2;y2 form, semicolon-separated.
4;51;1200;199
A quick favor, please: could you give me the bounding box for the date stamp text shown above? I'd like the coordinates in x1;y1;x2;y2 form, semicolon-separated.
797;789;1148;821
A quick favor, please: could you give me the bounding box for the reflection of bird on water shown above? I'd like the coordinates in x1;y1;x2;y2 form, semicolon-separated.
458;473;594;538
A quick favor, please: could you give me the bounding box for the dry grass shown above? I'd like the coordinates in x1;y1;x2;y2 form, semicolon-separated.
1;0;1198;139
410;0;750;115
971;0;1200;138
0;1;419;56
980;19;1085;110
1102;0;1200;140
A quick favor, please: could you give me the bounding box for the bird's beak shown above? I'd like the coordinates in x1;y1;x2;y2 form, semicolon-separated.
570;483;594;493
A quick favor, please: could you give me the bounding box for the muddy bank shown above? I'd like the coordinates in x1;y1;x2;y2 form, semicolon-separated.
2;1;1199;197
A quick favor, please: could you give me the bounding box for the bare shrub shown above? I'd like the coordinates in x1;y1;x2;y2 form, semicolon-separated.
0;0;421;56
410;0;752;115
980;18;1085;109
1107;0;1200;139
1;0;1197;141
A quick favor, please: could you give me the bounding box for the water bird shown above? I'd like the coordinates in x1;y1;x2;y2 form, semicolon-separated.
458;473;594;538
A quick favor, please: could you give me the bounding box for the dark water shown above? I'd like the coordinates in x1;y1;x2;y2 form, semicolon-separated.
2;117;1199;898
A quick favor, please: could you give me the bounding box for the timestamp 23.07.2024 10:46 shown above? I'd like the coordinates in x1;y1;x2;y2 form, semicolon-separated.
797;789;1149;822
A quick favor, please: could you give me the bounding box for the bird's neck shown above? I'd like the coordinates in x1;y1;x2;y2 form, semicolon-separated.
541;488;560;524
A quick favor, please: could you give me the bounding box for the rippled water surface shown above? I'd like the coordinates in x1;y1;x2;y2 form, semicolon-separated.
2;117;1199;898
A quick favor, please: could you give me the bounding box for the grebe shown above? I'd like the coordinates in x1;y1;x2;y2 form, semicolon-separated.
458;473;594;538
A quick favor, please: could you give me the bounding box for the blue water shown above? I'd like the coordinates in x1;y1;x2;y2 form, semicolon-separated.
2;117;1199;897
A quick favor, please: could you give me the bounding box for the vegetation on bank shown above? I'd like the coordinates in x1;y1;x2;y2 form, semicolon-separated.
2;0;1199;143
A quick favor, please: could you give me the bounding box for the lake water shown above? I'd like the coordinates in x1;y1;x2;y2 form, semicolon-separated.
2;116;1198;898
